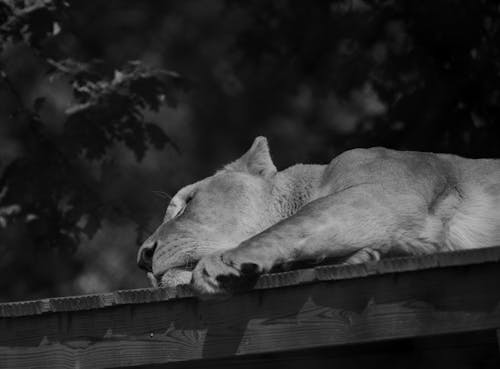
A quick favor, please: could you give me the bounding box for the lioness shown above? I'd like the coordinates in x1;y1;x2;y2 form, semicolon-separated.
138;137;500;296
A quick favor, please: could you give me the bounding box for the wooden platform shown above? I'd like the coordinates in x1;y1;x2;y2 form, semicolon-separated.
1;246;500;368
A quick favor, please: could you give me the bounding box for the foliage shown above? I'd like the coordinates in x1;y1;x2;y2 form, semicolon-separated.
1;0;500;300
0;1;183;259
217;0;500;159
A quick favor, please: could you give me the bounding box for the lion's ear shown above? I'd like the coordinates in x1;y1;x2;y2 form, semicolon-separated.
226;136;277;178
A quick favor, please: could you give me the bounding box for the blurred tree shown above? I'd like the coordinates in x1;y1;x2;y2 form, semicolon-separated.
0;0;184;299
1;0;499;300
207;0;500;162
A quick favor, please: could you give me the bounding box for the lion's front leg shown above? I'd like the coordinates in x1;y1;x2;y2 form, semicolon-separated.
191;202;332;296
191;185;426;297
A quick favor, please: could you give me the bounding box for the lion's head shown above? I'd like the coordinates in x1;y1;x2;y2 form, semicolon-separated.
137;137;282;287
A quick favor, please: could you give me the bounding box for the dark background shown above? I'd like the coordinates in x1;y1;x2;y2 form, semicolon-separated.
0;0;499;302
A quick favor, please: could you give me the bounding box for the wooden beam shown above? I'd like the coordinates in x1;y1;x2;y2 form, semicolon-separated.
2;246;500;318
1;247;500;368
129;331;500;369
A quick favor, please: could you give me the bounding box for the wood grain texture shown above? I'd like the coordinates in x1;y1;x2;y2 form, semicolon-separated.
129;331;500;369
2;254;500;368
2;246;500;318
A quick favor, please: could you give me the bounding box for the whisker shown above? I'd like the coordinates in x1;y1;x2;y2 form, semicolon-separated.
152;190;173;201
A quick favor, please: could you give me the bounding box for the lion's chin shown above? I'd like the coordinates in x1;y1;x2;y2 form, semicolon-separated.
148;268;193;288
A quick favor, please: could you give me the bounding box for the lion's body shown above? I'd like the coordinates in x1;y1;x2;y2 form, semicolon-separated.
317;147;500;254
137;137;500;296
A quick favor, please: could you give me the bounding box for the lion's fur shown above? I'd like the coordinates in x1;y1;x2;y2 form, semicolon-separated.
138;137;500;294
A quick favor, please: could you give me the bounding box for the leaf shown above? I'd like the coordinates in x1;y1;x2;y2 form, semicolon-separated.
0;2;13;25
33;96;46;113
145;123;169;150
52;21;60;35
82;214;100;238
113;70;125;84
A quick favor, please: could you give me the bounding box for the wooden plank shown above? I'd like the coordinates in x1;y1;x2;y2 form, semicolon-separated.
130;330;500;369
2;246;500;318
1;258;500;368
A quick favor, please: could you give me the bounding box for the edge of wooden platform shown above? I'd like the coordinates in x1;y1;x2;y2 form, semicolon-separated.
2;246;500;317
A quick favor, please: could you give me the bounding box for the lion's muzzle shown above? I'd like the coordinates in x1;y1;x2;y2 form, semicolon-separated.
138;220;203;287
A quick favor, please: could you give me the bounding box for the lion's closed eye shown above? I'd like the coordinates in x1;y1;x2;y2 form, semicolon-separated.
164;192;196;221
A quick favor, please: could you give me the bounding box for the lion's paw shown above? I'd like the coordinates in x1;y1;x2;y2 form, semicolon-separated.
191;251;262;298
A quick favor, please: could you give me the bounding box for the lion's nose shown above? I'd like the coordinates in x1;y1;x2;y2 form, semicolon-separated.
137;241;157;272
